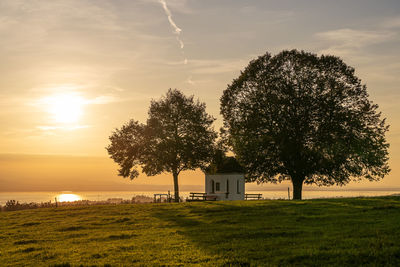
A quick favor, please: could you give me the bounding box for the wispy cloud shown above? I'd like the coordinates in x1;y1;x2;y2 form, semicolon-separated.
317;28;393;48
159;0;187;64
382;16;400;29
188;58;251;75
30;84;125;105
315;28;395;56
185;75;195;85
37;125;91;131
86;95;121;105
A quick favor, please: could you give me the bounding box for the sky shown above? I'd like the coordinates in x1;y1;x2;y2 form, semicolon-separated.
1;0;400;192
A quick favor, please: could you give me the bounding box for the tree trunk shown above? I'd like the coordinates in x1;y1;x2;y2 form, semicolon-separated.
292;177;304;200
173;171;180;202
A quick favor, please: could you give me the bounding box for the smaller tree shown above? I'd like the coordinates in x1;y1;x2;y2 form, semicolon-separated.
106;120;146;179
107;89;217;202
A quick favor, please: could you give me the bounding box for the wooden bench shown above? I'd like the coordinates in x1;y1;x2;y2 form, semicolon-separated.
245;193;263;200
187;193;217;202
187;192;206;202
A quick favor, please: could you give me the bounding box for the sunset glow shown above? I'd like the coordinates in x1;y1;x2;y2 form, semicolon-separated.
0;0;399;192
42;93;85;124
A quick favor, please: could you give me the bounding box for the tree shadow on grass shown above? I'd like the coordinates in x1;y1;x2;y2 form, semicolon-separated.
150;198;400;266
150;201;305;266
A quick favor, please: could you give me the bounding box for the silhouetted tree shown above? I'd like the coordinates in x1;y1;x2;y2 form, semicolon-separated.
106;120;146;179
203;149;244;174
107;89;217;202
221;50;390;200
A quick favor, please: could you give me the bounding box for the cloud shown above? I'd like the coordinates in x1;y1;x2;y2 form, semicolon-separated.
186;75;195;85
316;28;393;48
30;84;125;105
37;125;91;131
188;58;251;75
382;16;400;29
315;28;395;56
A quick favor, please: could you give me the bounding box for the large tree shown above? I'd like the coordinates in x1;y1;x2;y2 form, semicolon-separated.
107;89;217;202
221;50;390;200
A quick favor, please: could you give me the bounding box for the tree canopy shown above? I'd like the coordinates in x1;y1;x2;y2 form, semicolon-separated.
107;89;217;201
203;150;245;174
221;50;390;199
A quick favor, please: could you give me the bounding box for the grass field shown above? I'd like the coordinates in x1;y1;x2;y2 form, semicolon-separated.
1;196;400;266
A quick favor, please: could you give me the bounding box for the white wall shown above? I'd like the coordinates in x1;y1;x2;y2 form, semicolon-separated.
205;174;245;200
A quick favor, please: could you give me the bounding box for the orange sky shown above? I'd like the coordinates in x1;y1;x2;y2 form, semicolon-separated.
0;1;400;192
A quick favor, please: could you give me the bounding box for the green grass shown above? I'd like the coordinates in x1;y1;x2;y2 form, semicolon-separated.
1;197;400;266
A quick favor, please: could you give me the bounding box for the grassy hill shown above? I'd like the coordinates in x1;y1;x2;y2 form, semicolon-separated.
1;196;400;266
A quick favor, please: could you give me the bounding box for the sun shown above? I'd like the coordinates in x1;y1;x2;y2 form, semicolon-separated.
57;193;82;202
43;93;85;124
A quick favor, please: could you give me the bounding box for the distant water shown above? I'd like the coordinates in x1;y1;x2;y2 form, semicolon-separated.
0;190;399;205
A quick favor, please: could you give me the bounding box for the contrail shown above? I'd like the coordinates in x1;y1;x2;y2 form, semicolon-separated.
159;0;181;35
159;0;187;63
